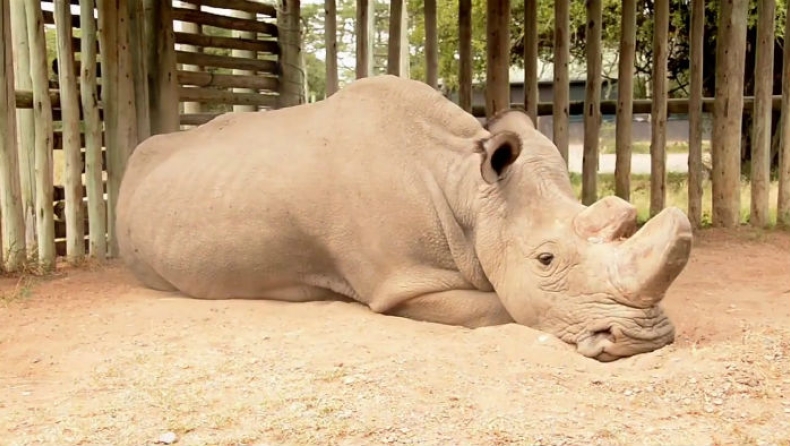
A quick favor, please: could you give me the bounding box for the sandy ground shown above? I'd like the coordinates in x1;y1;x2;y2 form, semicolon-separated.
1;228;789;446
567;144;690;174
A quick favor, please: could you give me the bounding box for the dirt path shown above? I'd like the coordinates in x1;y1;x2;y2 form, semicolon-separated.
2;229;789;446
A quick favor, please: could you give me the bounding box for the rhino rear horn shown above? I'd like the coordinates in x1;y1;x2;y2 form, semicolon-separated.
573;195;638;242
479;131;522;184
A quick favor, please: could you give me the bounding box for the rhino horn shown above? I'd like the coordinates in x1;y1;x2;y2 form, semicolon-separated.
573;195;638;242
608;207;693;308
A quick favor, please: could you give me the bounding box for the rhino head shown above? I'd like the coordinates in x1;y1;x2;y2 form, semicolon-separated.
472;109;692;361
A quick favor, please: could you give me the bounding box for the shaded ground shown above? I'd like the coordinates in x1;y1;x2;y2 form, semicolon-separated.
1;228;789;446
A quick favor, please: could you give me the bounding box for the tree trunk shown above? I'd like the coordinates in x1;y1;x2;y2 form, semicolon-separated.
615;0;636;201
582;0;602;206
650;0;670;217
552;0;570;165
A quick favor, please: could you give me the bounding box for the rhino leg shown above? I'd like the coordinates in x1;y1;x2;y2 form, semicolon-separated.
385;290;515;328
129;260;178;292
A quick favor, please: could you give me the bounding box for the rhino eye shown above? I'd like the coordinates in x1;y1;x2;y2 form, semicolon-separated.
537;253;554;266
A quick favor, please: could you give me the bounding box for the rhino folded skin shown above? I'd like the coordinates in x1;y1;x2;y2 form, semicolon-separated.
117;75;693;362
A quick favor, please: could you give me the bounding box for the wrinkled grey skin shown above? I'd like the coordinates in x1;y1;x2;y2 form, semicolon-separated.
117;75;692;362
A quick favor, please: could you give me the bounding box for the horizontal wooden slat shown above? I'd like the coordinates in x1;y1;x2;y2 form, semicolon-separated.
41;9;81;28
175;50;278;73
177;70;279;91
172;7;278;37
179;0;277;17
180;112;224;126
53;183;107;203
178;87;278;107
174;31;279;55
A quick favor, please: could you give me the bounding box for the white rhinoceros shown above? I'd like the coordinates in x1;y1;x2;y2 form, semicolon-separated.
117;75;692;361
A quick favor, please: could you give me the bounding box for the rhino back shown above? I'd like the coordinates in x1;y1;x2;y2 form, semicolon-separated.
118;75;487;303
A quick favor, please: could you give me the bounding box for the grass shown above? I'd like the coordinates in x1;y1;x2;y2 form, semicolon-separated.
599;139;712;155
568;171;781;227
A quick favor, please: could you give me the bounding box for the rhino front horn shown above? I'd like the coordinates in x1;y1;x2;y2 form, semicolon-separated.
608;207;693;308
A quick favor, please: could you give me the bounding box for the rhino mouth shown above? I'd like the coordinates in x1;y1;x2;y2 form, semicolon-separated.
573;313;676;362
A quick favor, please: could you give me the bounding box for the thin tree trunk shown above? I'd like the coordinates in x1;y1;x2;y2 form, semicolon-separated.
614;0;636;201
523;0;538;123
553;0;570;165
387;0;403;76
178;1;202;115
355;0;371;78
325;0;338;95
688;0;705;228
750;0;775;227
230;8;257;112
582;0;602;206
424;0;438;88
650;0;669;216
145;0;180;135
458;0;472;112
485;0;510;119
778;0;790;226
129;0;151;140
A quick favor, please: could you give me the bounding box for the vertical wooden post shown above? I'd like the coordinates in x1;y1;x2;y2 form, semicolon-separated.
711;0;748;228
9;0;36;254
778;0;790;227
278;0;303;107
485;0;510;119
650;0;669;217
80;0;107;259
98;0;120;257
129;0;151;141
750;0;776;227
355;0;372;78
424;0;438;88
178;1;202;115
400;4;410;78
688;0;705;228
553;0;570;165
54;0;85;263
144;0;180;135
0;0;26;272
523;0;538;123
325;0;338;95
387;0;403;76
231;8;257;112
582;0;602;206
614;0;636;201
458;0;472;112
24;0;55;270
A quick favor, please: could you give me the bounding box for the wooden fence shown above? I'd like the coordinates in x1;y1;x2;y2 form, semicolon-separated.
0;0;290;274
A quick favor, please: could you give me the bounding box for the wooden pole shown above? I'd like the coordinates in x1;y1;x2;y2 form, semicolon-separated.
0;0;26;272
54;0;85;263
424;0;438;88
750;0;776;227
230;8;257;112
278;0;303;106
614;0;636;201
9;0;36;255
778;0;790;227
485;0;510;119
325;0;338;95
24;0;55;270
582;0;602;206
355;0;371;78
523;0;538;123
711;0;748;228
553;0;570;165
145;0;180;135
688;0;705;228
177;1;202;115
129;0;151;141
458;0;472;112
98;0;120;257
387;0;403;76
400;4;409;78
80;0;107;259
650;0;669;217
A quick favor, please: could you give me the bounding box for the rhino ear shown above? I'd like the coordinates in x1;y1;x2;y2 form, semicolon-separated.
479;131;522;184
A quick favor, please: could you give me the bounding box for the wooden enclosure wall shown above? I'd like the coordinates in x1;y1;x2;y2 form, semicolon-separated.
1;0;286;273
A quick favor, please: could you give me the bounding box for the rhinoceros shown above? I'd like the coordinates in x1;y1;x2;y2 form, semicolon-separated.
117;75;692;361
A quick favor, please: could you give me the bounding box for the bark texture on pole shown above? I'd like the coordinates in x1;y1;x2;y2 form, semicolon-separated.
778;0;790;227
129;0;151;140
324;0;338;95
582;0;602;206
25;0;56;270
424;0;438;88
523;0;538;123
177;1;202;115
230;8;257;112
688;0;705;228
485;0;510;119
80;0;107;259
458;0;472;112
278;0;303;107
145;0;180;135
0;0;26;272
387;0;403;76
614;0;636;201
552;0;570;165
650;0;669;217
354;0;372;78
9;0;36;254
54;0;85;262
750;0;775;227
711;0;748;228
